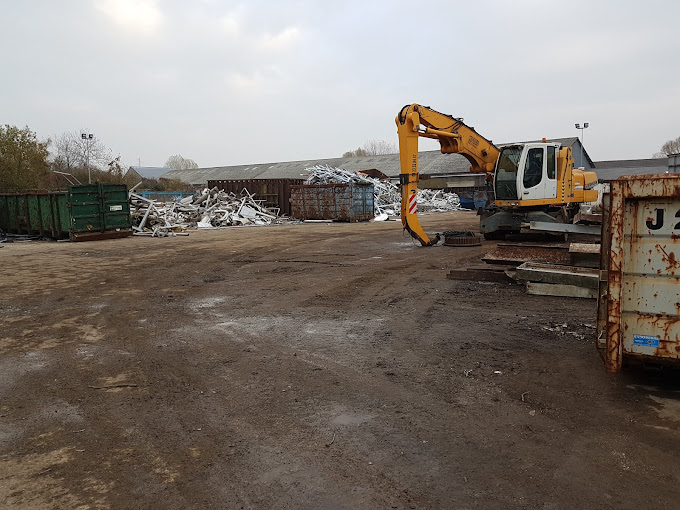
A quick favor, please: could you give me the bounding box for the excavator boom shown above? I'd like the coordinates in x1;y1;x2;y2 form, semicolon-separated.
396;104;500;246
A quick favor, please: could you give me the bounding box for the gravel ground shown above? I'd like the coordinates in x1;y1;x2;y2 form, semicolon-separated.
1;211;679;509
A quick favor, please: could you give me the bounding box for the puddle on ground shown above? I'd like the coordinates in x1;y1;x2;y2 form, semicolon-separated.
648;395;680;422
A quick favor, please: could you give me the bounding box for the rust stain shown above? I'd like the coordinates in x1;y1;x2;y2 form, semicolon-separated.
659;246;679;272
629;200;639;240
605;181;627;373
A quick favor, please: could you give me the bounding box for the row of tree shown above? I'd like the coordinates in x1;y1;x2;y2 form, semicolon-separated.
343;139;397;158
0;124;198;191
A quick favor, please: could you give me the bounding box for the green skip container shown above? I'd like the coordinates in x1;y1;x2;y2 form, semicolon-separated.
0;183;132;241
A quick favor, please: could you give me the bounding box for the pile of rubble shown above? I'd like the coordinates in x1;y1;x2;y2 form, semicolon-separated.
304;164;461;217
129;188;282;237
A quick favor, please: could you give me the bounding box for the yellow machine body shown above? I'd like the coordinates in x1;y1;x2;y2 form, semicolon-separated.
396;103;599;245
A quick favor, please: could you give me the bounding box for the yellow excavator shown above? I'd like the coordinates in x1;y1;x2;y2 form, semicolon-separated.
396;103;599;245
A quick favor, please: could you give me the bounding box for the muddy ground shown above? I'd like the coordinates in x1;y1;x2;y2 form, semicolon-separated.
1;211;679;510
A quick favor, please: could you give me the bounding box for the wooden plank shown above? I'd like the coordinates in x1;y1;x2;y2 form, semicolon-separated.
526;282;598;299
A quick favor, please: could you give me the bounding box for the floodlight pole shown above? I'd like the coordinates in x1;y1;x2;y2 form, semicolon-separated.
574;123;589;169
81;133;94;183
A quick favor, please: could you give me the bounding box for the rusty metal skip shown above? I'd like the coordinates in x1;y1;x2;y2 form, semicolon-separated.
598;174;680;373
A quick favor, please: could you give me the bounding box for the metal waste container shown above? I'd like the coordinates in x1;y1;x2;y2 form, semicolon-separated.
597;174;680;372
0;183;132;241
290;183;374;222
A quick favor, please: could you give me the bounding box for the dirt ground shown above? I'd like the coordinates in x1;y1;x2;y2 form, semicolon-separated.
1;211;680;509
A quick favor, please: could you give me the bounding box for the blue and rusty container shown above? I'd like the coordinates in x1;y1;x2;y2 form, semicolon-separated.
290;183;374;222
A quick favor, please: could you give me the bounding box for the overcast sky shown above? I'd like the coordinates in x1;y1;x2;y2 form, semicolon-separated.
1;0;678;168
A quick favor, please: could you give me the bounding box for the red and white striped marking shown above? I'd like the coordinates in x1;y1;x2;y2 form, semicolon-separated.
408;194;417;214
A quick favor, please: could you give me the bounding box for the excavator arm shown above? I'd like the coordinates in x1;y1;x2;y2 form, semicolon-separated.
396;104;500;246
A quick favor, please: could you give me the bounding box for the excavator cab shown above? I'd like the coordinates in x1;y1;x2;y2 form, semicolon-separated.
494;143;559;204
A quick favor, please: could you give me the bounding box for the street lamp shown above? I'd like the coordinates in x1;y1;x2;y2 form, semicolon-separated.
574;123;589;169
81;133;94;184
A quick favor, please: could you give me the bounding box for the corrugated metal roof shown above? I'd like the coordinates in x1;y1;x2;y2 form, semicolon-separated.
160;137;627;185
594;158;666;169
590;158;668;181
161;151;473;185
129;166;172;179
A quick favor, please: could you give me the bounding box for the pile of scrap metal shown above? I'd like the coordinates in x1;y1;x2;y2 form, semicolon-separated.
129;187;282;237
416;189;462;212
304;164;461;217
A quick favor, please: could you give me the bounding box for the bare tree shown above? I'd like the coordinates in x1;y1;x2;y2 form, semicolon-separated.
51;132;79;171
343;147;369;158
343;139;397;157
107;156;124;179
52;130;112;172
165;154;199;170
653;136;680;158
362;139;398;155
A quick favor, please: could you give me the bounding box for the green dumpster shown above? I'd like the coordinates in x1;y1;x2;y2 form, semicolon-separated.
68;184;132;241
0;183;132;241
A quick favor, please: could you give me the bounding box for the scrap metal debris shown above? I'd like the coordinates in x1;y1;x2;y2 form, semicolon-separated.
303;164;461;217
129;187;283;237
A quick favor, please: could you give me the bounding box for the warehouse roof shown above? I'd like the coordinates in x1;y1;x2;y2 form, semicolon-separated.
129;166;172;179
592;158;668;181
160;138;638;185
161;151;478;185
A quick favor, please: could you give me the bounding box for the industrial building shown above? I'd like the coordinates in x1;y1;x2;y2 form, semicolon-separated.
160;138;669;189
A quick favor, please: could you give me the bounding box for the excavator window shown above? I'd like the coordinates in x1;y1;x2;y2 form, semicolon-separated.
495;146;522;200
523;148;544;189
547;146;556;179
